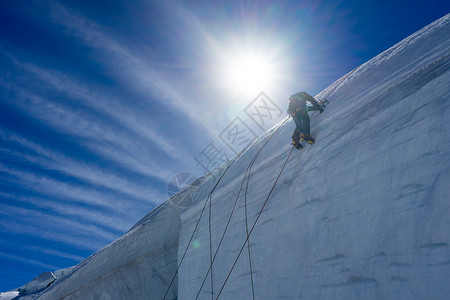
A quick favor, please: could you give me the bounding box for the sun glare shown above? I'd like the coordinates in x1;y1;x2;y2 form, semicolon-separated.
223;52;275;97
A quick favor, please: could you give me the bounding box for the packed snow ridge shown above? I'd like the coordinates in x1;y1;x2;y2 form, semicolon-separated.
2;13;449;300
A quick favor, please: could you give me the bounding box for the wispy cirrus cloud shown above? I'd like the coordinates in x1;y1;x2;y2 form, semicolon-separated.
0;69;179;184
0;162;156;217
0;204;119;251
0;191;134;235
45;0;217;139
0;252;61;272
0;129;164;203
0;2;202;283
0;129;165;204
17;62;181;164
24;246;85;262
0;0;251;290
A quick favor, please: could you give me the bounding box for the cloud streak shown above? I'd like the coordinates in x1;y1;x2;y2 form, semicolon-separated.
0;252;61;272
0;129;164;203
0;65;179;183
1;2;211;284
46;0;218;140
0;203;119;251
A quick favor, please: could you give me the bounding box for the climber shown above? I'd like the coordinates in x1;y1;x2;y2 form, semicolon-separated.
287;91;323;149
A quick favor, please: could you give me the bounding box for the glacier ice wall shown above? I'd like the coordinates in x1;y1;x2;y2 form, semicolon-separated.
178;14;450;300
6;13;449;300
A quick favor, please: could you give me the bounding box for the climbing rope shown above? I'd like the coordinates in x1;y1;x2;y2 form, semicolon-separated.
208;194;214;300
244;172;255;300
194;117;291;299
163;65;369;299
162;140;254;300
216;146;295;299
195;65;364;299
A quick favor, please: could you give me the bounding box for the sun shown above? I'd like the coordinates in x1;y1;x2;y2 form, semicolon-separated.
223;52;275;97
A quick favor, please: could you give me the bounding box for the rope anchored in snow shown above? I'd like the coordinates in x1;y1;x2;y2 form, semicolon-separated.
194;117;291;300
216;146;295;299
165;65;362;299
244;170;255;300
162;140;254;300
163;116;290;300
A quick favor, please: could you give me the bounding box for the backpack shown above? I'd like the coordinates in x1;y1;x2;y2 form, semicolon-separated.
287;92;312;114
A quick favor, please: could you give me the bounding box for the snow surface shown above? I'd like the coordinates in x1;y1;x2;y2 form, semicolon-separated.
2;13;449;300
178;14;450;299
17;272;56;295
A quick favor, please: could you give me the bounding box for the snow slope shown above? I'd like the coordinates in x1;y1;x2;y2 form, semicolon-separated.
176;13;450;300
2;13;449;300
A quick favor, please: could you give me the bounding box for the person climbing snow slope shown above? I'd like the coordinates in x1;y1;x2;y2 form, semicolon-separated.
287;91;323;149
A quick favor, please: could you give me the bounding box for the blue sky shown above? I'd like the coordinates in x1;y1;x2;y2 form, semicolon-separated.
0;0;448;292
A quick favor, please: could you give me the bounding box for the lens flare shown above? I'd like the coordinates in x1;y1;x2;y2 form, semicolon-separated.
192;239;201;249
